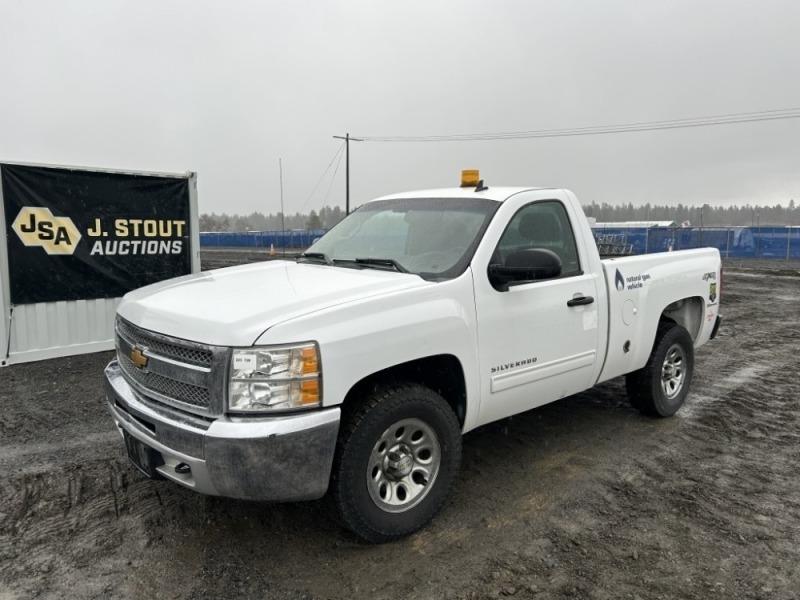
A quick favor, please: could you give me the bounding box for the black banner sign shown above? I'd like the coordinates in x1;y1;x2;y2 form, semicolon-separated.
1;164;192;304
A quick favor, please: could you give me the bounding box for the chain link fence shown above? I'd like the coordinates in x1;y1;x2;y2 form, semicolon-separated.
199;230;326;248
200;226;800;260
592;226;800;259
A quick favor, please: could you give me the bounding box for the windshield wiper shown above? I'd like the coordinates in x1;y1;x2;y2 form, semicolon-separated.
296;252;333;266
353;257;409;273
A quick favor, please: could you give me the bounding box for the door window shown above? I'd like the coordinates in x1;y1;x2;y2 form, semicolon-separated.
493;201;581;277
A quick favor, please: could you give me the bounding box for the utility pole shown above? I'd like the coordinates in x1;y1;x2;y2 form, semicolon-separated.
333;133;363;215
279;158;286;258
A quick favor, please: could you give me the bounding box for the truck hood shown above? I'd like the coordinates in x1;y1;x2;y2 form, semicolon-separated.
117;260;428;346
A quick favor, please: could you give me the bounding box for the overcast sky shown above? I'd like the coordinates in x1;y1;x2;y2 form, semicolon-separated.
1;0;799;216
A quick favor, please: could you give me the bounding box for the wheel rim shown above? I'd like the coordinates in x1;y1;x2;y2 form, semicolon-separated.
661;343;686;399
367;418;441;513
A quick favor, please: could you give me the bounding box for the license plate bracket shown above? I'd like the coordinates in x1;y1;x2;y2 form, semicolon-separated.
123;430;165;479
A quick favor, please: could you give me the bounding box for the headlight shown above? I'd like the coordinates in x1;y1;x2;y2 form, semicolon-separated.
228;343;321;413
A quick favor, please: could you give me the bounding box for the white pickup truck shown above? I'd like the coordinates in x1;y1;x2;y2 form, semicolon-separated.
105;174;722;542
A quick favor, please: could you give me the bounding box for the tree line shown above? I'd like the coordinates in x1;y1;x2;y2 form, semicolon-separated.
199;205;345;232
583;200;798;227
200;200;798;232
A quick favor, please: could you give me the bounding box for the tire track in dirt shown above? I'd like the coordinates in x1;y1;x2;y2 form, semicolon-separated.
0;454;205;598
0;432;118;472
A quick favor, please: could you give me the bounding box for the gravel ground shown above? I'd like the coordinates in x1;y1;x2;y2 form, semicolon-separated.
0;254;798;600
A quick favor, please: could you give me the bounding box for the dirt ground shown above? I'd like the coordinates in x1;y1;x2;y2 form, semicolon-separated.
1;253;799;600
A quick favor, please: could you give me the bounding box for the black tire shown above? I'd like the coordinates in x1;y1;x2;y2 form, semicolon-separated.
330;382;462;543
626;321;695;418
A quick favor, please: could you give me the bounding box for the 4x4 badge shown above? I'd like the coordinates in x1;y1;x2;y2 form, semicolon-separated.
130;347;148;369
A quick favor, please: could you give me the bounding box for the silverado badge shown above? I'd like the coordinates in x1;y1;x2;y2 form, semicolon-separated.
130;347;148;369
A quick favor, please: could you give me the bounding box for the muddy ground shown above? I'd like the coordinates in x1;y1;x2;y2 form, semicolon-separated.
1;253;798;600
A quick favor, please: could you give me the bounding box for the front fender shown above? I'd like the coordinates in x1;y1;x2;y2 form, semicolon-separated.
254;271;482;431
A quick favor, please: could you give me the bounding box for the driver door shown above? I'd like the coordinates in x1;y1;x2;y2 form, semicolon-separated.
474;200;600;426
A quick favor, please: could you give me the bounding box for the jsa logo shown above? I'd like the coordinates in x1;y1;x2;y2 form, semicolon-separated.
11;207;82;255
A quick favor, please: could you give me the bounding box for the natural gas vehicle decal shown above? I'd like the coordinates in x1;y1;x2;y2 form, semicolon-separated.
615;269;651;291
11;207;187;256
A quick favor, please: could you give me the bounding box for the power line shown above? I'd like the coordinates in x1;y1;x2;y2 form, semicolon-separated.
354;107;800;142
298;142;346;215
323;142;346;210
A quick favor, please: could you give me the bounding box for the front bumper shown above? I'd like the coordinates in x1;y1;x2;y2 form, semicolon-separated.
104;360;340;502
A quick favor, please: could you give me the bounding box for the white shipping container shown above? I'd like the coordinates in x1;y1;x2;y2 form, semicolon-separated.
0;161;200;366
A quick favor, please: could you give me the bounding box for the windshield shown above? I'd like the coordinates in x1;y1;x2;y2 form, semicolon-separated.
302;197;499;280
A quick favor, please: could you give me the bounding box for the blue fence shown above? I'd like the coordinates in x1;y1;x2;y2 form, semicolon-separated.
592;226;800;260
200;230;326;249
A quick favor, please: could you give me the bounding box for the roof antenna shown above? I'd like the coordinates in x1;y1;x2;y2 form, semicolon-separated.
475;179;488;192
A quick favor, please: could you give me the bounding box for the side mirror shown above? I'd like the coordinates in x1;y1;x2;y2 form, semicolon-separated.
488;248;562;291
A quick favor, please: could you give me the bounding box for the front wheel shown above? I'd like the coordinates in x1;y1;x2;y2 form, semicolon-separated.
330;383;462;543
626;322;695;417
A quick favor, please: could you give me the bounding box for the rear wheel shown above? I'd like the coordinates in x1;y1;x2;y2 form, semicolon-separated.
626;322;694;417
330;382;461;543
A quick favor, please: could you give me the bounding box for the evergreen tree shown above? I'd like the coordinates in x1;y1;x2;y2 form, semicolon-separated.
306;210;323;230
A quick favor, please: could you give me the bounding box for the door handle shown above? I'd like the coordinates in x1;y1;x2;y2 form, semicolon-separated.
567;295;595;307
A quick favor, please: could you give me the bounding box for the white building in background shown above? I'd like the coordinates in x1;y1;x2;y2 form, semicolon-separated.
592;221;677;229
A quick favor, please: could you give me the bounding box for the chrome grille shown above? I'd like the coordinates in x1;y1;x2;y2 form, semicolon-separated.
115;317;226;417
116;318;213;367
119;353;211;408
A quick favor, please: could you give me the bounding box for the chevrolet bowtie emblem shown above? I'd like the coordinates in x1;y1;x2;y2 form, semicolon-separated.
130;347;148;369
